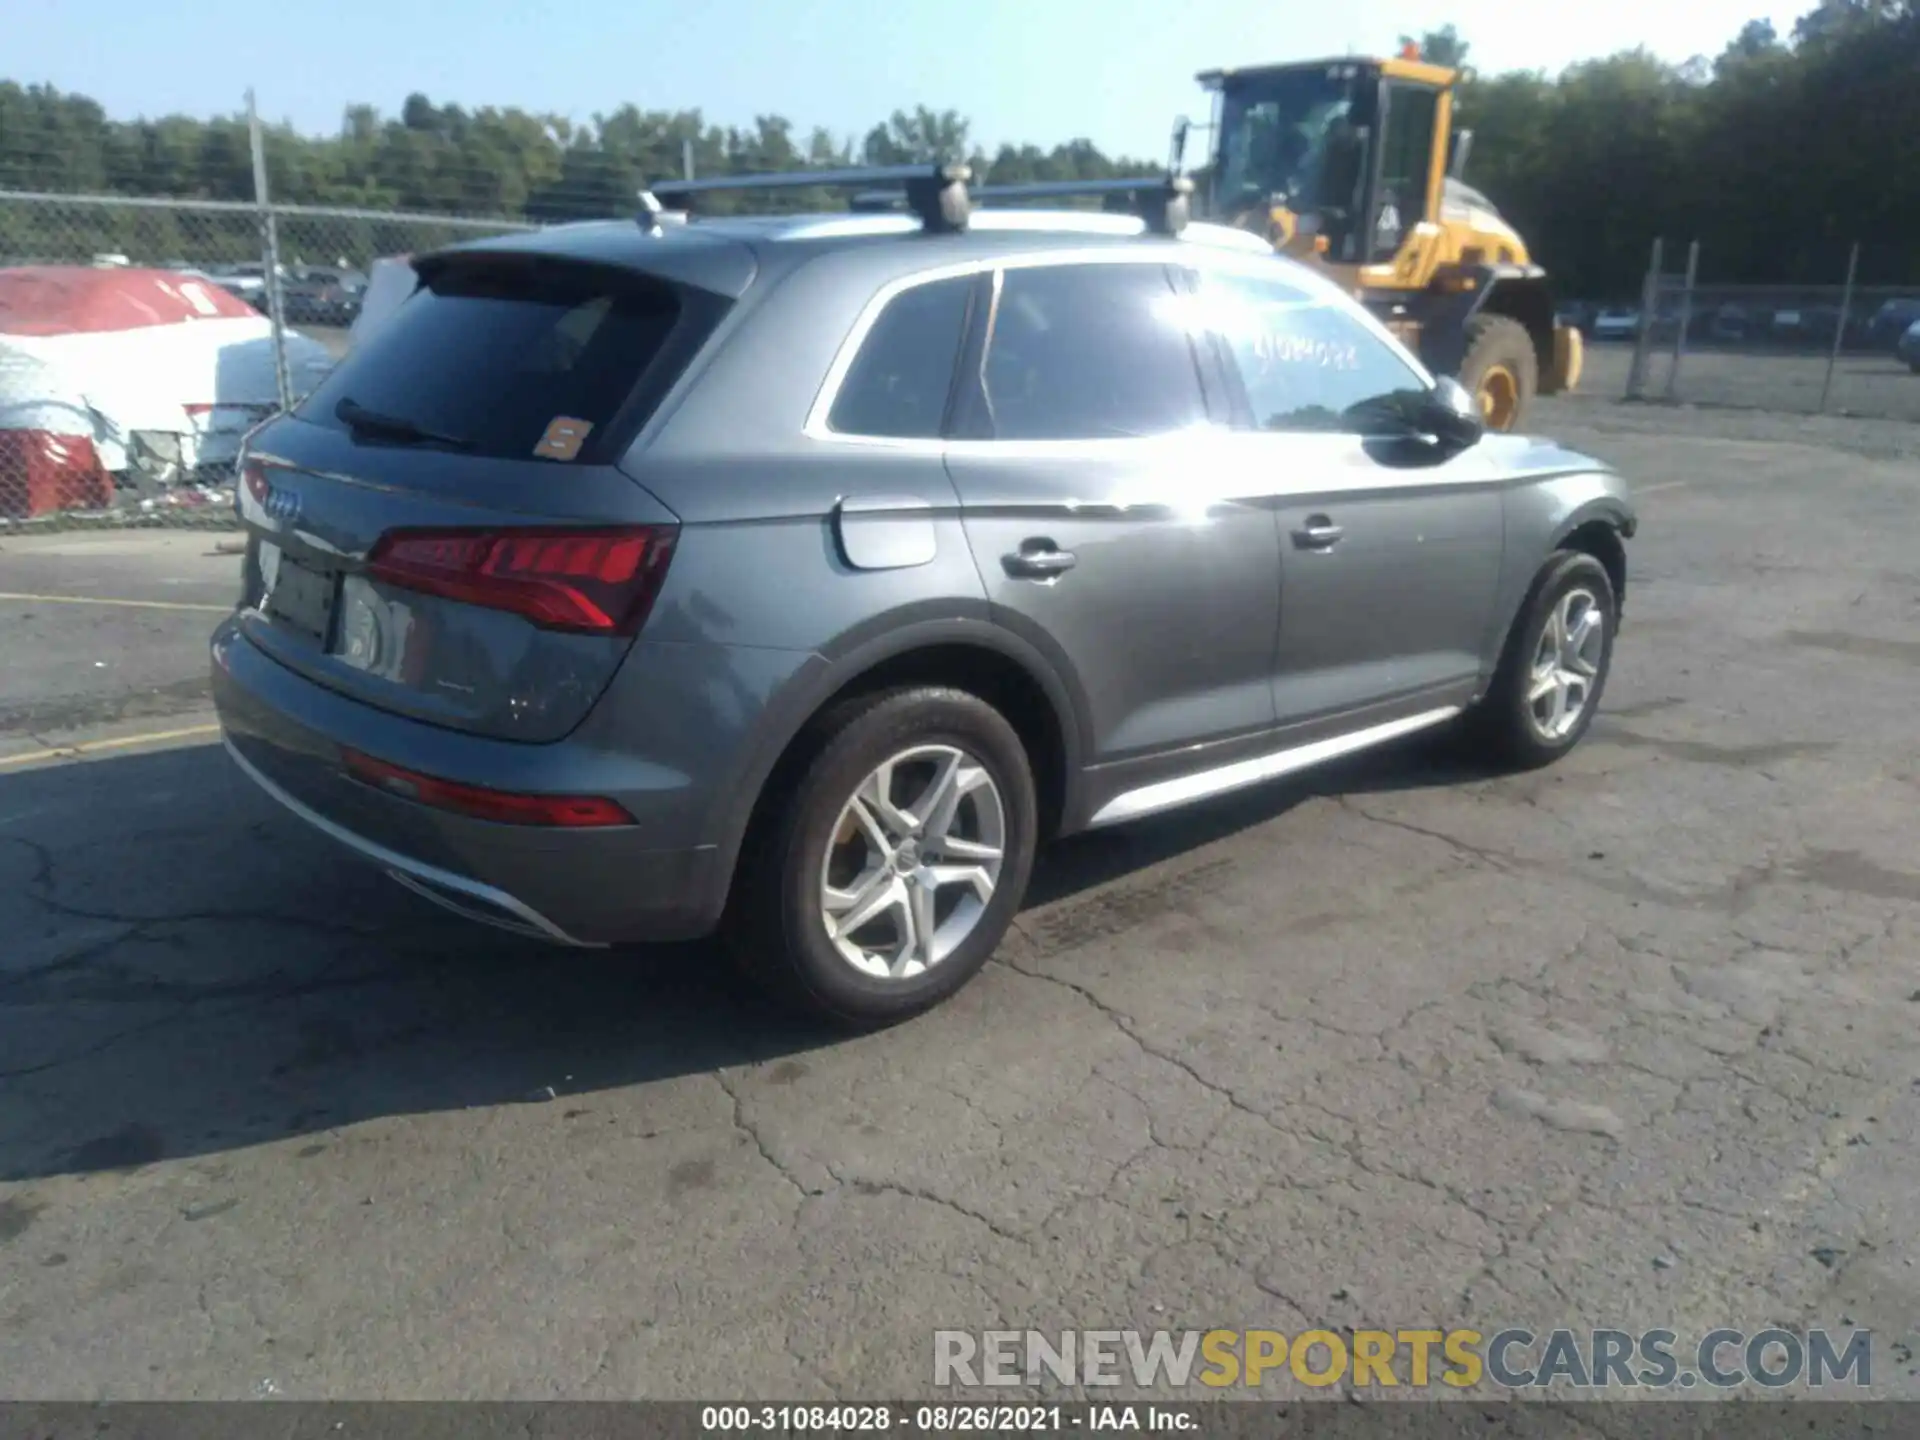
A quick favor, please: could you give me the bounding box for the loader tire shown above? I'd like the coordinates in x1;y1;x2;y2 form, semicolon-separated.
1459;314;1538;433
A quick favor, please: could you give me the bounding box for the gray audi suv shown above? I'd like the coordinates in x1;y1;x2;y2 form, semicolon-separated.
211;167;1636;1027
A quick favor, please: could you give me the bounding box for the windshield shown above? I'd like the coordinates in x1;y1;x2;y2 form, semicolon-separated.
1216;66;1370;212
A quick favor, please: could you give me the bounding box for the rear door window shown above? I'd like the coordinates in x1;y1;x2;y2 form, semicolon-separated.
973;263;1207;440
826;275;973;438
297;259;689;463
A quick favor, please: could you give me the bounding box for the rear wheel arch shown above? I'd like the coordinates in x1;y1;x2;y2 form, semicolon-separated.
712;626;1084;909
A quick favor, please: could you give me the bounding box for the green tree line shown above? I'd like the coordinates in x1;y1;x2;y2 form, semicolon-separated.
1;0;1915;297
1439;1;1919;294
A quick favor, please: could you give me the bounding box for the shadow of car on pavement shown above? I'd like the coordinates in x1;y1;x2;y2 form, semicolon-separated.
0;730;1494;1183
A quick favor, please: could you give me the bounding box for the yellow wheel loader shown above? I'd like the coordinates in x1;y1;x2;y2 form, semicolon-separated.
1181;45;1582;431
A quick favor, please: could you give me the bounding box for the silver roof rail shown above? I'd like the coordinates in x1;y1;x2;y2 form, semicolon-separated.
639;162;973;234
968;175;1194;237
856;175;1194;236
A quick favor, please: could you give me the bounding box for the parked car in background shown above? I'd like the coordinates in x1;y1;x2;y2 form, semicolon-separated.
1707;304;1750;342
0;265;334;518
1554;302;1593;335
211;196;1636;1027
1868;298;1920;351
1898;318;1920;373
1768;307;1813;344
281;266;367;327
203;262;274;312
1591;306;1639;341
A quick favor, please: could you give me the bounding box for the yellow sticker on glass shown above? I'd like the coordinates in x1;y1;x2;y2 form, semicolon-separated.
534;415;593;461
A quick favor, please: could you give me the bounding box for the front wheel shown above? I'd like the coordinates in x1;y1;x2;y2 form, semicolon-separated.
726;686;1038;1029
1468;551;1617;770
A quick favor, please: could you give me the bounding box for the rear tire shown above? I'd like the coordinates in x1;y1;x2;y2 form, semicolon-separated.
1468;551;1617;771
1458;314;1539;433
725;686;1038;1030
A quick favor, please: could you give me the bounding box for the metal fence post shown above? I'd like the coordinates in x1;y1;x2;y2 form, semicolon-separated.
1819;240;1860;415
1625;236;1663;400
682;138;696;182
247;89;292;413
1664;240;1699;403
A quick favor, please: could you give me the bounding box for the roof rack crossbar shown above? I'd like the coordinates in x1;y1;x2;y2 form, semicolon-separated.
969;175;1195;236
640;163;973;233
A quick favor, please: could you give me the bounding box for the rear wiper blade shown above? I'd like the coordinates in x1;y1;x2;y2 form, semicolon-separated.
334;396;471;449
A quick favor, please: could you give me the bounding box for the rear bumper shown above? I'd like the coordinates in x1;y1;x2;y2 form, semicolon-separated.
212;623;729;945
224;738;601;945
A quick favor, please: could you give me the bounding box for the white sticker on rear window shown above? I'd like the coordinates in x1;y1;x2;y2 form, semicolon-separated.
534;415;593;461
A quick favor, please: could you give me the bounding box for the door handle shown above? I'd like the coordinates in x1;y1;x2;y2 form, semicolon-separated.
1292;516;1344;550
1003;539;1077;579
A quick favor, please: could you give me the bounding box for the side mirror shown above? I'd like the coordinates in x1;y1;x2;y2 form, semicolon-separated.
1422;376;1486;448
1170;116;1192;173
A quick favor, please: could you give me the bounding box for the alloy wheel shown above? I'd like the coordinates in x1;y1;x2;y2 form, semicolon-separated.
1526;587;1606;740
818;744;1007;980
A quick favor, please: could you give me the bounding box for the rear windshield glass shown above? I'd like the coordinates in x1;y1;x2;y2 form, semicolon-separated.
297;259;683;463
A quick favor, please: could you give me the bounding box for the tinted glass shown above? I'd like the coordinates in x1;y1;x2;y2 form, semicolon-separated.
298;260;684;463
980;264;1206;440
1200;269;1429;433
828;275;972;438
1372;84;1439;261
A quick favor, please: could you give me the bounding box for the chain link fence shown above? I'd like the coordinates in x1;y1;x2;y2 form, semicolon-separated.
7;106;1920;528
1580;239;1920;423
0;82;550;531
0;191;534;530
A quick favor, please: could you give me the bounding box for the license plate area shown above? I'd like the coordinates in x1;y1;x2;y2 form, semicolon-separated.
262;543;338;644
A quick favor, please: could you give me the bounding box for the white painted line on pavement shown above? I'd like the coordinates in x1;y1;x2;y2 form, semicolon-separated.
0;591;230;613
0;723;222;769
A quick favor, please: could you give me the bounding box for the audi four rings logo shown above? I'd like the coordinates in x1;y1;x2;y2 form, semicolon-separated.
263;482;301;523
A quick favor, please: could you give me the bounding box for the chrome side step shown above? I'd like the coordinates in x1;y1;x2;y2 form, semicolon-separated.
1087;705;1463;829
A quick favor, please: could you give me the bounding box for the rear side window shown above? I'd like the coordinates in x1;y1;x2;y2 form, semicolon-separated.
976;263;1206;441
827;275;972;438
298;260;687;463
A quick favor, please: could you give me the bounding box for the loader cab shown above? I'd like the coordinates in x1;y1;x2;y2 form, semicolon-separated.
1199;55;1454;279
1194;50;1578;430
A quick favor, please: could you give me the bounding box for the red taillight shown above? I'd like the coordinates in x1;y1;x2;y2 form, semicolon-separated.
243;458;269;504
341;750;633;828
366;526;677;634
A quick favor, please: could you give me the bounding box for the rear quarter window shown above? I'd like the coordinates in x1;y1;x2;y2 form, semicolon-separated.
297;259;694;463
826;274;973;439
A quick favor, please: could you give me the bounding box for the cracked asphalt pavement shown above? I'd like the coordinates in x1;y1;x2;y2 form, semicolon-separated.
2;399;1919;1402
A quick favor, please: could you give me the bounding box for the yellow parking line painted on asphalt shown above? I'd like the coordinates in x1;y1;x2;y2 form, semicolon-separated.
0;591;231;613
0;723;222;769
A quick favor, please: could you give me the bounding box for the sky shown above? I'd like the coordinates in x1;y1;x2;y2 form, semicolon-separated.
11;0;1804;161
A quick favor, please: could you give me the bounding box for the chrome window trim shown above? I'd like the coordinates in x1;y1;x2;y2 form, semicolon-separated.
805;249;1198;450
805;247;1440;452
